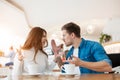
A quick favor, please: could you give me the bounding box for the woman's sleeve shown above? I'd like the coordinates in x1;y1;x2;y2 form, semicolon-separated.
45;56;56;72
12;53;23;75
48;60;56;71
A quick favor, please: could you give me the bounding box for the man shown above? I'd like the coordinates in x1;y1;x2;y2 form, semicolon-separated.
53;22;112;74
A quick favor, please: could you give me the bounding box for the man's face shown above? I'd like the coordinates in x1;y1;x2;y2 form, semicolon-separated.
62;30;73;47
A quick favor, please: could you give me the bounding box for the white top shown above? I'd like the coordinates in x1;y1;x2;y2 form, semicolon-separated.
12;48;56;75
73;48;81;74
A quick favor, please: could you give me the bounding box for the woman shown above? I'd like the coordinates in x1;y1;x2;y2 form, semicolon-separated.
13;27;56;75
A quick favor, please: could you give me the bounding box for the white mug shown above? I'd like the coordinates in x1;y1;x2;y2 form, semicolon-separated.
61;64;75;74
27;64;40;74
0;67;11;78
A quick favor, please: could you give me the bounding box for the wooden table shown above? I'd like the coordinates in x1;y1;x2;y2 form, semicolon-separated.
2;73;120;80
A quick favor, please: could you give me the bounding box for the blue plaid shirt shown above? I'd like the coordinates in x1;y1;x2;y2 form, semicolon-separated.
66;38;112;74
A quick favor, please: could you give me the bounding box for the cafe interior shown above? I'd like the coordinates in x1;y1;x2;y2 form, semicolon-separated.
0;0;120;80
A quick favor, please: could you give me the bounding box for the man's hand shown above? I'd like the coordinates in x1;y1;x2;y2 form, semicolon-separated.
65;56;81;66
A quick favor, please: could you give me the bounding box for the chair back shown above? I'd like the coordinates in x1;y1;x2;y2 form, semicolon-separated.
107;53;120;68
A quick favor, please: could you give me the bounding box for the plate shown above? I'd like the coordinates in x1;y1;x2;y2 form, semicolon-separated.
22;73;43;76
0;75;7;78
60;73;76;76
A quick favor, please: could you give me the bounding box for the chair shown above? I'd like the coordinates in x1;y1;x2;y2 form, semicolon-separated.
107;53;120;74
107;53;120;68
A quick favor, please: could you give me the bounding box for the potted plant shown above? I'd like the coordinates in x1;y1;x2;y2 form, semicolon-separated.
99;33;112;44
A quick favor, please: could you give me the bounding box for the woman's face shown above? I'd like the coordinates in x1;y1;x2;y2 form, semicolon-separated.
42;32;47;47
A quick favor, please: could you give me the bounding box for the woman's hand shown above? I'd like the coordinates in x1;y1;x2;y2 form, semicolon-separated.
54;56;63;68
16;48;24;61
51;39;63;57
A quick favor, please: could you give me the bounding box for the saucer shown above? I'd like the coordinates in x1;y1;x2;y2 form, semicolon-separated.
0;75;7;78
60;73;76;76
22;73;43;76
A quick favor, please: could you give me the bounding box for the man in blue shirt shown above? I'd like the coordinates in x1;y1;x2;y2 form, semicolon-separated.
54;22;112;74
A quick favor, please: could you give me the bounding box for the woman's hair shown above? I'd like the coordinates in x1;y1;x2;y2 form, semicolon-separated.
22;27;48;61
61;22;81;38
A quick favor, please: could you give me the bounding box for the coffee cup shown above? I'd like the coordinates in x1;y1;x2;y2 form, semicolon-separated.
27;64;40;74
61;64;75;74
0;67;11;78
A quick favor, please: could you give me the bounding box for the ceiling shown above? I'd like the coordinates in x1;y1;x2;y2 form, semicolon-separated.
6;0;120;38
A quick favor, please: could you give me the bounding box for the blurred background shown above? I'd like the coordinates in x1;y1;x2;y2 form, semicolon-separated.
0;0;120;54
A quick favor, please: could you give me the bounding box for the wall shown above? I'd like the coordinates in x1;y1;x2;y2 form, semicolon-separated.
0;0;29;50
103;18;120;42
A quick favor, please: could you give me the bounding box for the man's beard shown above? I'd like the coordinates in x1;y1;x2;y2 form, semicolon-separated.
65;42;72;47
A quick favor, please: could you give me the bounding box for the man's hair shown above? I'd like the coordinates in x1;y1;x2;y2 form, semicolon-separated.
61;22;81;37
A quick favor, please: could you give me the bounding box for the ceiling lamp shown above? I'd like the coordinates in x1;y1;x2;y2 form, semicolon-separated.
86;25;95;34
